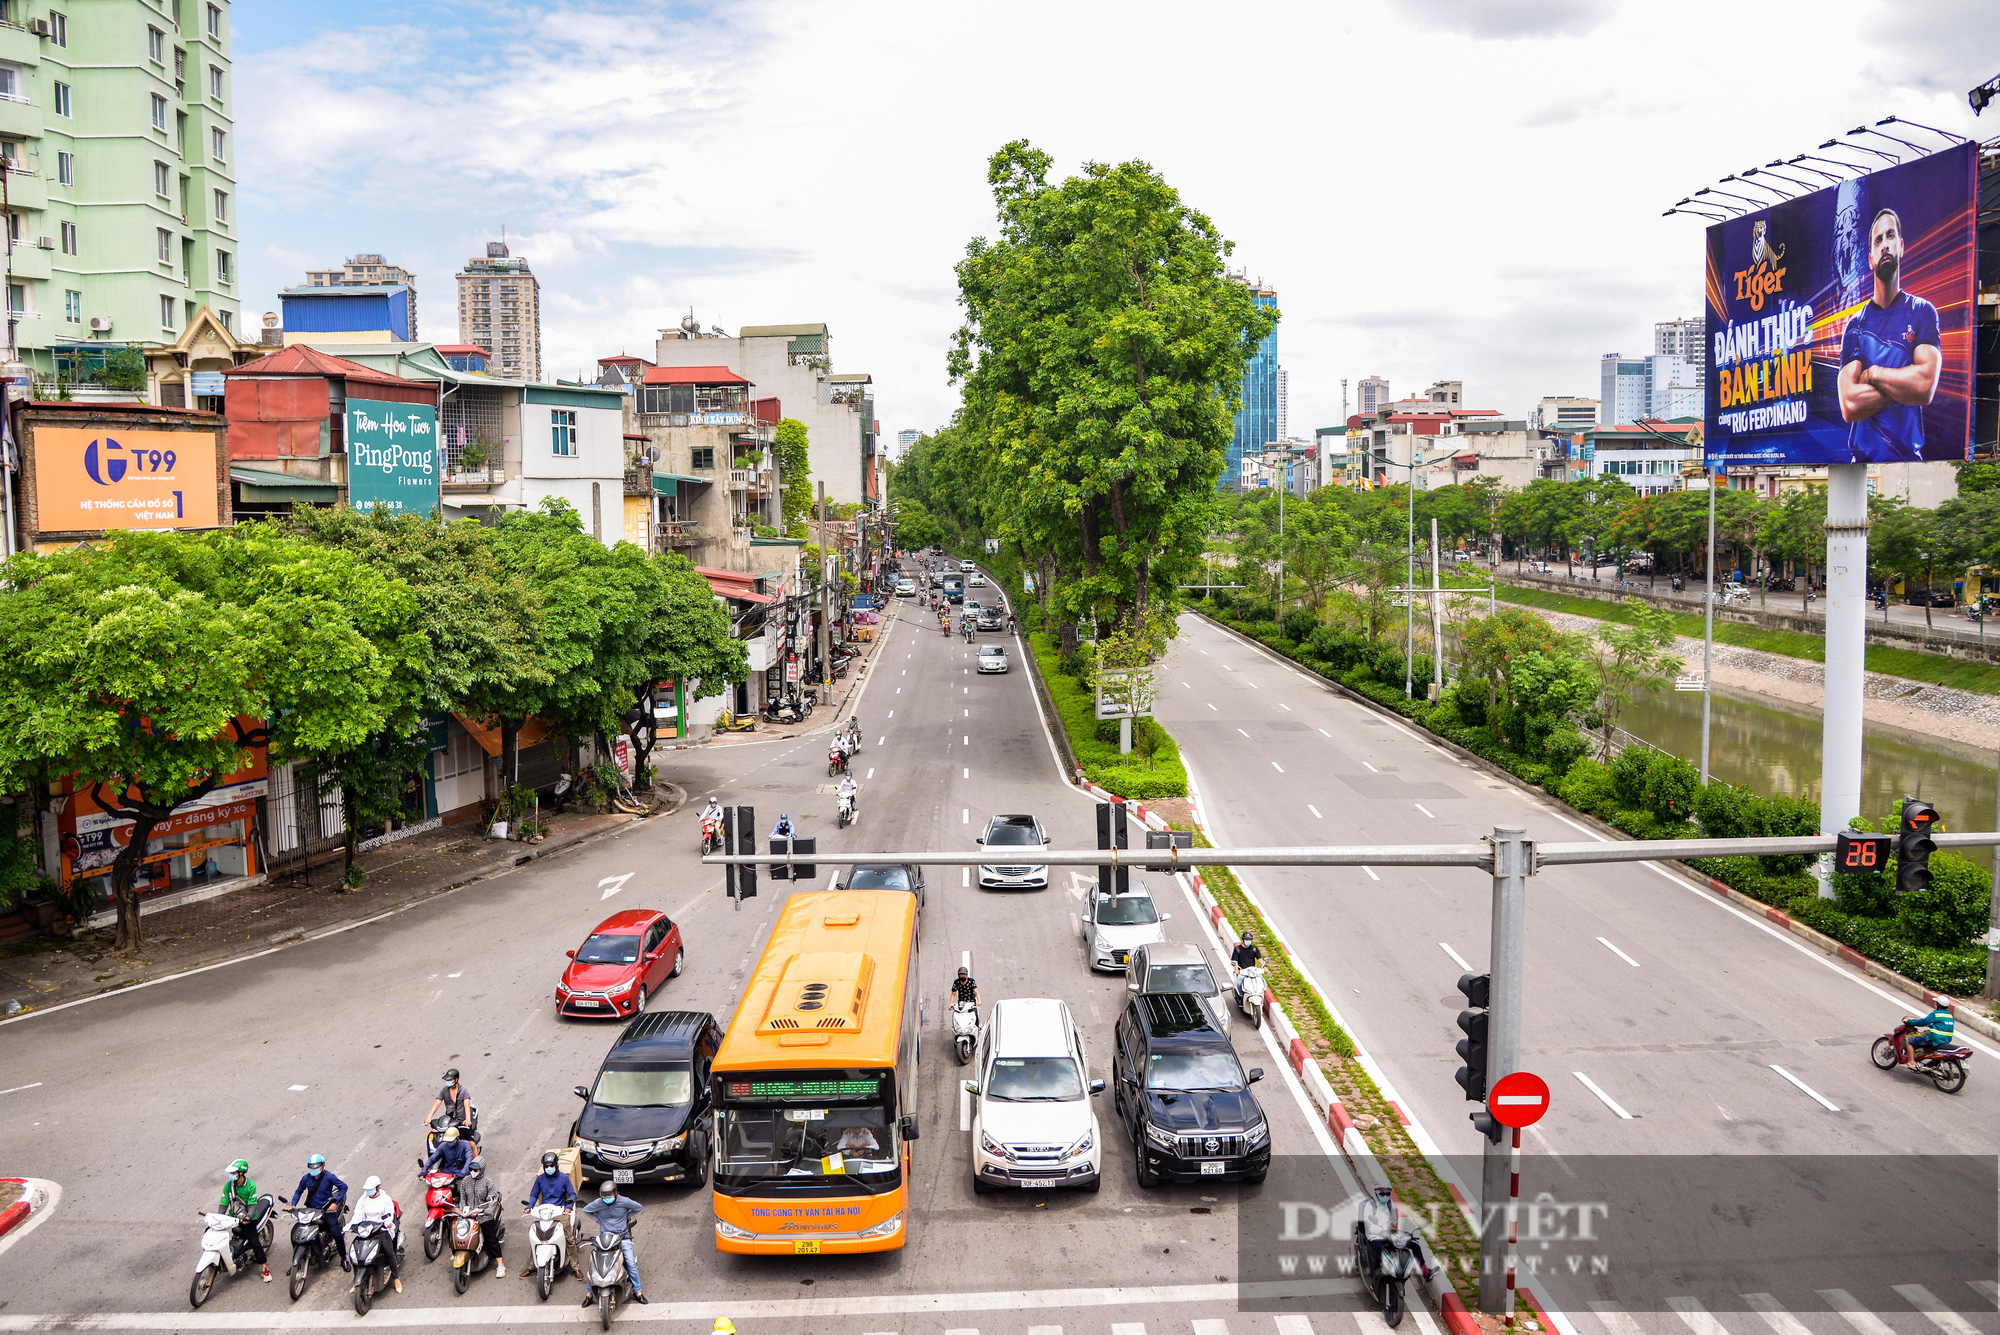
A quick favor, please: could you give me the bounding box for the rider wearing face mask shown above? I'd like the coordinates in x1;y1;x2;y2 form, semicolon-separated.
454;1157;506;1279
289;1154;351;1272
526;1151;580;1279
347;1175;403;1294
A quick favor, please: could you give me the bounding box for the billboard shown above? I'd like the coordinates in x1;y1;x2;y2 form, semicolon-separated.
31;426;221;532
1704;141;1976;468
346;397;439;516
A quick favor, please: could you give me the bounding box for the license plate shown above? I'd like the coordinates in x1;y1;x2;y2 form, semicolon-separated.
612;1170;633;1184
1200;1161;1226;1175
793;1240;820;1254
574;1000;602;1008
1021;1178;1060;1188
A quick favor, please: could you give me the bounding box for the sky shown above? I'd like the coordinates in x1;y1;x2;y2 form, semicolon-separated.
235;0;2000;445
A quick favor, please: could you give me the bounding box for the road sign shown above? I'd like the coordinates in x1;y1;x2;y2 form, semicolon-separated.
1486;1070;1550;1128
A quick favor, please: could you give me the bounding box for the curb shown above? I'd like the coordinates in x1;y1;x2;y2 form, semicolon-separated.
0;1178;53;1247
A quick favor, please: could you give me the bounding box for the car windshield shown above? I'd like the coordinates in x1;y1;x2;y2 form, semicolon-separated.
1096;896;1159;925
981;648;1005;657
716;1107;897;1180
848;866;912;890
1146;1050;1247;1091
985;824;1039;846
986;1056;1084;1101
591;1066;692;1107
1147;963;1216;995
574;933;640;965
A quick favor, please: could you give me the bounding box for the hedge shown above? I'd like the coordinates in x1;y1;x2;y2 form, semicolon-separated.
1023;628;1188;800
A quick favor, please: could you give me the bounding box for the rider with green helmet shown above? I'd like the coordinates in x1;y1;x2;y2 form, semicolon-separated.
219;1159;273;1282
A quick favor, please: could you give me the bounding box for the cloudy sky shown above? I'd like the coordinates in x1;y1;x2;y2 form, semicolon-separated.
236;0;2000;442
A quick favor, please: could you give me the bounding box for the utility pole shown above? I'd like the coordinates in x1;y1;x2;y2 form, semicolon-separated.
1819;462;1870;899
1405;443;1419;699
1986;749;2000;1003
1478;825;1529;1315
1700;469;1716;784
1430;517;1444;700
1276;455;1286;616
816;481;831;699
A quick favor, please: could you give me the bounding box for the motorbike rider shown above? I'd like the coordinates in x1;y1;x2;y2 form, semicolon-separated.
288;1153;351;1271
829;739;847;774
700;794;724;828
422;1125;474;1179
1894;994;1957;1065
1230;932;1263;1002
580;1179;647;1307
426;1069;478;1154
772;813;796;843
454;1157;506;1279
347;1175;403;1294
950;965;981;1021
836;771;859;817
219;1158;273;1282
526;1151;581;1279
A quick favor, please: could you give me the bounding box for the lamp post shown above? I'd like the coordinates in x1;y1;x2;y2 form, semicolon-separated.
1361;442;1426;698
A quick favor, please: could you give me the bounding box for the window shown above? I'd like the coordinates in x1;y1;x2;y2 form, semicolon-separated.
147;26;165;63
54;82;71;117
59;221;76;254
154;161;170;196
150;93;166;129
215;248;231;283
691;447;714;470
4;211;17;242
157;228;173;263
56;151;72;185
218;308;231;333
0;65;20;102
211;188;227;223
63;289;80;323
50;11;65;46
208;64;222;100
207;2;221;37
160;294;176;330
6;284;23;315
550;409;576;456
0;139;15;163
210;126;225;161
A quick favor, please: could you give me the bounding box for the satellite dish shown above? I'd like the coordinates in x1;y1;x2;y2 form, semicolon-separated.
680;311;701;335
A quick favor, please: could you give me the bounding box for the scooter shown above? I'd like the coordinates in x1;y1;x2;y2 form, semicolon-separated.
1351;1220;1422;1328
837;789;855;828
1236;965;1266;1029
584;1226;635;1328
285;1205;343;1303
190;1196;274;1309
764;696;804;725
1871;1024;1972;1094
951;1000;979;1065
700;814;723;855
420;1171;458;1261
347;1218;401;1316
524;1202;571;1302
829;745;848;777
447;1203;496;1295
425;1108;479;1156
714;709;757;733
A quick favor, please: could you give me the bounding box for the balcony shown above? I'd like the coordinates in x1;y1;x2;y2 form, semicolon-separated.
442;463;506;490
623;466;649;496
656;519;702;547
729;468;771;492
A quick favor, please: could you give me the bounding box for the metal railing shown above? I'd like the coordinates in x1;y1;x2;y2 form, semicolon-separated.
441;463;506;487
657;519;702;546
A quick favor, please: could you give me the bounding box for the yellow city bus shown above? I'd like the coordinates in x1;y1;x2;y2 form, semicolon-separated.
710;888;920;1254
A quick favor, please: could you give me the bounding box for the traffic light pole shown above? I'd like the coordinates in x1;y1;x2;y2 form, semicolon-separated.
1480;825;1529;1315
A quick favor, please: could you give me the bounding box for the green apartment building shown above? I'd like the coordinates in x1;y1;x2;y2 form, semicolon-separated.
0;0;236;377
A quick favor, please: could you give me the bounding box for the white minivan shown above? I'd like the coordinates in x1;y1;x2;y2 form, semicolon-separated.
967;998;1103;1193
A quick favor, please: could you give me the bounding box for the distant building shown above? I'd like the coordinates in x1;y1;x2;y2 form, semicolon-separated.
457;241;541;381
305;255;418;339
278;285;414;345
1653;317;1705;382
433;343;491;374
1423;380;1463;408
1276;366;1289;442
1599;355;1649;426
1356;375;1391;416
1646;354;1701;420
1533;396;1598;431
896;428;920;460
1225;275;1278;488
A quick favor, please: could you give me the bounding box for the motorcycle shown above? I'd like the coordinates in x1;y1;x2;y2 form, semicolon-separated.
764;697;804;725
837;789;855;829
420;1171;458;1261
1871;1024;1972;1094
584;1226;635;1328
1352;1219;1422;1327
951;999;979;1065
190;1196;274;1309
425;1107;479;1156
285;1205;343;1303
447;1203;496;1295
1236;965;1267;1029
524;1202;571;1302
347;1218;401;1316
714;709;757;733
700;813;723;855
829;745;848;777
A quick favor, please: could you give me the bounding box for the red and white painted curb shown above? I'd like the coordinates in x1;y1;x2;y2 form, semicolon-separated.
0;1177;61;1255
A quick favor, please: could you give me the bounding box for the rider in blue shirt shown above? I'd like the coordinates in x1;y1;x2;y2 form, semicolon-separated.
1838;207;1942;462
421;1127;473;1179
288;1154;350;1270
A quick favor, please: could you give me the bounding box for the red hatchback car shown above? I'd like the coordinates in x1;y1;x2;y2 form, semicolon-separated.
556;909;685;1020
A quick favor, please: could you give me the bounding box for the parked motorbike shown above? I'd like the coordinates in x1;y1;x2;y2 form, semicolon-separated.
837;789;855;829
951;999;979;1065
714;710;757;733
764;697;804;725
584;1226;635;1328
447;1203;496;1295
1871;1024;1972;1094
1351;1219;1422;1327
1236;965;1267;1029
420;1171;457;1261
347;1218;401;1316
190;1195;274;1309
285;1205;343;1303
524;1202;571;1302
700;814;723;855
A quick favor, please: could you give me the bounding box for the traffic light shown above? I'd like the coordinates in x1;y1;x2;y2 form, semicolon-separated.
1896;799;1937;896
1454;971;1490;1103
1097;800;1129;895
725;805;756;904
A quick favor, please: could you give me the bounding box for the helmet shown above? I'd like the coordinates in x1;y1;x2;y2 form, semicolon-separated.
714;1322;738;1335
228;1159;249;1175
599;1179;617;1199
1374;1184;1394;1200
467;1158;484;1176
442;1127;459;1142
443;1068;460;1081
957;966;969;977
1241;932;1254;945
362;1176;382;1194
306;1153;326;1168
708;795;717;804
1932;994;1953;1009
542;1152;560;1172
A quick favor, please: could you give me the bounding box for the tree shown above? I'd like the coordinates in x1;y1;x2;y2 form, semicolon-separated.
1870;499;1940;626
775;418;813;537
0;528;421;949
1583;598;1683;759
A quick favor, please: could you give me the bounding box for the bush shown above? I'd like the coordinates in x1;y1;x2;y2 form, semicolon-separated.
1787;898;1987;994
1896;853;1992;949
1637;751;1699;826
1280;609;1317;645
1557;758;1618;817
1025;631;1187;799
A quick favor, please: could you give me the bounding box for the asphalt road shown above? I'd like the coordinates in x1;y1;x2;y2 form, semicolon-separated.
0;566;1382;1335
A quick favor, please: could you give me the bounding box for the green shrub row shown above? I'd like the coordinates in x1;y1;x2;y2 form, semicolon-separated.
1199;607;1991;995
1021;627;1189;800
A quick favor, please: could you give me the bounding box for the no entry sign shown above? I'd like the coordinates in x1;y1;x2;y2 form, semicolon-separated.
1487;1071;1551;1128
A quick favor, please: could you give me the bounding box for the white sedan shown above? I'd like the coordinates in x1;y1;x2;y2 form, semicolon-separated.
978;645;1008;673
1079;884;1170;972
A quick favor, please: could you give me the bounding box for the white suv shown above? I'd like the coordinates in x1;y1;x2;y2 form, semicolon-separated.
967;998;1103;1193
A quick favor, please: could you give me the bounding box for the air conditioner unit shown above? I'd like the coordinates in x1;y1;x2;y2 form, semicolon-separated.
33;236;53;250
87;315;112;332
27;17;50;36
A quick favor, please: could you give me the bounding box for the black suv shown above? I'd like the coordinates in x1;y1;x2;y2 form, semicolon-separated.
1112;993;1270;1186
572;1010;722;1189
840;863;926;906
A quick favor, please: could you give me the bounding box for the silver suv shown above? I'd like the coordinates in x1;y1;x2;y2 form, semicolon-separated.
1125;941;1227;1031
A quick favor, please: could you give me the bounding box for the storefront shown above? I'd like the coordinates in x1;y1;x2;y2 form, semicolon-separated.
53;747;267;916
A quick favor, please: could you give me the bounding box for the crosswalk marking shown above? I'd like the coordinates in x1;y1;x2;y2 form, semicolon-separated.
1970;1280;1999;1307
1273;1320;1316;1335
1820;1289;1899;1335
1111;1325;1148;1335
1744;1292;1813;1335
1590;1303;1647;1335
1896;1285;1980;1335
1192;1323;1229;1335
1668;1297;1731;1335
1354;1312;1396;1335
1028;1327;1064;1335
945;1328;979;1335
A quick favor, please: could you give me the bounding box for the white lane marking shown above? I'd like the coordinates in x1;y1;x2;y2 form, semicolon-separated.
962;809;969;824
1744;1293;1815;1335
963;735;969;745
1669;1296;1730;1335
0;1083;44;1095
1821;1291;1898;1335
1770;1064;1840;1111
1317;728;1330;737
1237;728;1250;738
288;1084;309;1092
1278;702;1291;711
1181;681;1190;688
1897;1286;1981;1335
1246;682;1258;690
1271;762;1285;773
963;768;969;779
1274;1321;1316;1335
1193;1323;1230;1335
1199;648;1208;654
888;710;893;718
1207;702;1217;711
878;736;885;746
1591;1303;1647;1335
901;669;905;675
1307;804;1321;819
1362;761;1378;772
1114;1325;1151;1335
598;873;633;901
1573;1071;1634;1119
1439;942;1472;972
960;1079;972;1132
1029;1327;1064;1335
896;687;901;694
964;686;969;694
867;768;875;780
1414;803;1434;818
965;709;969;717
1597;937;1640;967
962;868;969;887
1362;867;1379;881
1969;1280;1999;1307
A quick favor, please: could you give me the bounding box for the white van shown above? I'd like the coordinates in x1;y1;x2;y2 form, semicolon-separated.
966;998;1103;1193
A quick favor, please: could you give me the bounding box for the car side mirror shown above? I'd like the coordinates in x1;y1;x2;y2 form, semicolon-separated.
1089;1078;1106;1094
573;1085;589;1099
1126;980;1139;991
1248;1068;1265;1084
962;1081;979;1096
565;949;575;959
1042;835;1052;845
975;837;984;844
1161;912;1172;921
898;1113;920;1142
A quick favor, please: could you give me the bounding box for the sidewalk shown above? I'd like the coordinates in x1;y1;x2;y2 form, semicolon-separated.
0;785;686;1019
679;601;906;750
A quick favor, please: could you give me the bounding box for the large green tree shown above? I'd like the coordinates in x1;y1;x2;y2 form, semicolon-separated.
775;418;814;537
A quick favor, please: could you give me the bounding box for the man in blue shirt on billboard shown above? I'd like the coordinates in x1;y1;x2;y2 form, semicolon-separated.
1837;207;1941;461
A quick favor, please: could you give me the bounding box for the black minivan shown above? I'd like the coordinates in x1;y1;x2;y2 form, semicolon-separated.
571;1010;722;1189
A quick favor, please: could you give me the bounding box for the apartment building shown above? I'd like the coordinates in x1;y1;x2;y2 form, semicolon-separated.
456;240;540;381
304;253;417;338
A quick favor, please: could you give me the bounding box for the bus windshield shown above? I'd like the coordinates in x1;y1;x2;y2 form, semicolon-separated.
715;1103;899;1193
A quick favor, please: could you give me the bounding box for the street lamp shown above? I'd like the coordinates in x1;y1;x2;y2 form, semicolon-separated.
1361;442;1429;699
